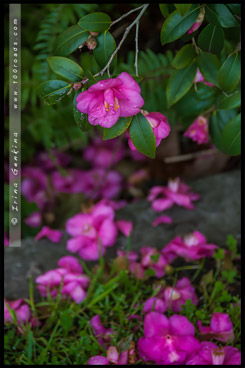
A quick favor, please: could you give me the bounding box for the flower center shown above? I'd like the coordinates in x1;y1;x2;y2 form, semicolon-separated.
168;178;180;192
211;348;225;365
114;97;120;112
170;288;181;300
82;224;92;234
198;117;207;126
184;233;199;247
104;98;120;113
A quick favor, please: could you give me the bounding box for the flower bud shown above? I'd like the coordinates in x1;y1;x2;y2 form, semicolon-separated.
73;82;82;90
89;31;99;37
86;36;97;50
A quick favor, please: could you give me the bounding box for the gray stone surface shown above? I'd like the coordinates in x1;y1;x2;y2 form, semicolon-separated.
4;170;241;300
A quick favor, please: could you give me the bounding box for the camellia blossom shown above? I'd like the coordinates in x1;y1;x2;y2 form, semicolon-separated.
35;226;63;243
162;231;218;262
140;247;169;278
36;256;90;303
197;312;234;343
76;72;144;128
127;110;171;151
83;137;125;169
194;68;214;87
186;341;241;365
184;116;209;144
24;211;42;228
138;312;200;365
66;201;118;260
163;277;198;312
148;177;200;212
187;7;205;34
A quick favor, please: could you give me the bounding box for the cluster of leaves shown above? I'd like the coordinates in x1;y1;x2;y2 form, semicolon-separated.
36;4;241;159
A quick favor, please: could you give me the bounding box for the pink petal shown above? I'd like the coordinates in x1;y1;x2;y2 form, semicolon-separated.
116;220;133;237
89;78;121;92
66;236;88;253
169;315;195;336
66;214;94;237
224;346;241;365
143;297;167;313
151;198;173;212
79;240;105;261
88;356;110;365
107;346;119;363
35;226;62;243
144;312;169;337
57;256;83;274
152;215;173;227
98;219;117;247
24;211;42;228
118;350;128;365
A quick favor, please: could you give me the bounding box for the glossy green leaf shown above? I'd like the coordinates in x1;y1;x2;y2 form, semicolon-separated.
160;5;200;46
226;4;241;16
217;92;241;110
103;117;132;140
174;4;192;16
37;80;71;105
80;52;100;78
129;114;156;158
167;61;197;106
78;12;111;32
73;91;91;132
47;57;84;83
159;4;169;18
94;31;117;71
206;4;239;28
197;24;224;54
197;52;221;86
218;53;241;92
54;25;89;57
221;114;241;156
209;109;236;151
172;44;196;69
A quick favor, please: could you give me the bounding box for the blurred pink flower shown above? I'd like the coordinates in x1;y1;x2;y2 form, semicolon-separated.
88;356;110;365
76;72;144;128
162;231;218;262
117;250;138;262
184;116;209;144
138;312;200;365
35;149;71;171
140;247;169;278
148;177;200;212
127;110;170;151
186;341;241;365
21;167;49;210
84;137;125;169
4;298;31;324
88;347;128;365
51;169;86;193
152;215;173;227
66;201;118;260
4;231;9;247
90;315;112;347
36;256;90;303
194;68;214;87
143;297;167;313
35;226;63;243
163;277;198;312
197;312;234;342
129;261;146;279
24;211;42;228
115;220;133;237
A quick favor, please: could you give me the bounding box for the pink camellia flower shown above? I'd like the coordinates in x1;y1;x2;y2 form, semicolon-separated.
66;201;118;260
148;177;200;212
115;220;133;237
82;168;122;200
152;215;173;227
84;137;125;169
35;226;63;243
21;167;49;210
24;211;42;228
162;231;218;262
184;115;209;144
194;68;214;87
187;7;205;34
4;298;31;324
163;277;198;312
127;110;171;151
36;256;90;303
140;247;169;278
4;231;9;247
186;341;241;365
51;169;86;194
90;315;112;347
197;312;234;343
76;72;144;128
138;312;200;365
35;149;71;171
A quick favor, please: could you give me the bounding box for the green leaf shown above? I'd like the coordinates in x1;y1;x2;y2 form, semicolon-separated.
73;92;91;132
80;52;100;78
198;24;224;54
160;5;200;46
218;53;241;93
172;44;196;69
221;114;241;156
226;4;241;16
206;4;239;28
197;52;221;87
174;4;192;16
159;4;169;18
93;31;116;71
129;114;156;158
47;57;84;83
37;80;71;105
103;117;132;140
209;109;236;151
78;12;111;32
167;61;197;106
54;25;90;57
217;92;241;110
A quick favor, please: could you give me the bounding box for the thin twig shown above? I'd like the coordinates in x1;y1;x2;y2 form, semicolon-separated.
163;148;217;164
192;37;199;54
134;21;139;76
110;4;146;27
